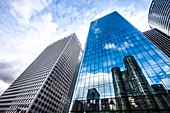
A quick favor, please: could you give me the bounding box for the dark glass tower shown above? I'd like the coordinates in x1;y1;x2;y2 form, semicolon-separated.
112;56;158;111
151;84;167;94
0;33;82;113
143;29;170;58
148;0;170;37
70;11;170;112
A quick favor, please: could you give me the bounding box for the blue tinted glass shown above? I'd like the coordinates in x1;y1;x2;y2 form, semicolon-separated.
72;11;170;102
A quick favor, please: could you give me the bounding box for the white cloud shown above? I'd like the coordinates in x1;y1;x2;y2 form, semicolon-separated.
118;42;134;51
118;42;129;51
31;13;58;37
104;42;134;51
0;80;10;95
78;72;112;87
87;2;150;32
118;3;150;32
94;28;101;34
105;43;116;49
10;0;52;25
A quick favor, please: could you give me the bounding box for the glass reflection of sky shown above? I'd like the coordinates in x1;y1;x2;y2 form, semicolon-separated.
73;11;170;100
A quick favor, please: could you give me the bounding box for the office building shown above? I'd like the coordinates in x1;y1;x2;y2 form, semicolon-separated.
87;88;100;100
143;29;170;58
148;0;170;37
0;33;82;113
151;84;170;110
151;84;167;94
70;11;170;112
112;56;158;111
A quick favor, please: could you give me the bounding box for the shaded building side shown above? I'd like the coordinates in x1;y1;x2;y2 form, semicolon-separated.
143;29;170;58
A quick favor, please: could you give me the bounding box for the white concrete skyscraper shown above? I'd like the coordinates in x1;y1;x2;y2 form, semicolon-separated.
0;33;82;113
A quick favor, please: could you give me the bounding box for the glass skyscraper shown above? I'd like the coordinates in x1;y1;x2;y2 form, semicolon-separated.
0;33;82;113
70;11;170;112
148;0;170;37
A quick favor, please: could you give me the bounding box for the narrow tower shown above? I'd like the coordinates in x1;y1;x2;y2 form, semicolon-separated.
112;56;158;111
148;0;170;37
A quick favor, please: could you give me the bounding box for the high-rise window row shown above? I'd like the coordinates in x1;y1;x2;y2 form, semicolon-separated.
148;0;170;37
143;29;170;58
70;11;170;112
0;33;82;113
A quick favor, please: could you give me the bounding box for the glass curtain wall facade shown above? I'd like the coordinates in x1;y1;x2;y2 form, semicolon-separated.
112;56;160;112
0;33;82;113
70;11;170;112
148;0;170;37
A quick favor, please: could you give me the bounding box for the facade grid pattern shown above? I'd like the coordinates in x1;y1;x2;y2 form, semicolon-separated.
70;11;170;112
143;29;170;58
0;33;82;113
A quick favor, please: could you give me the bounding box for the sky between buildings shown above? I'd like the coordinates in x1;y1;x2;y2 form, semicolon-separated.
0;0;152;95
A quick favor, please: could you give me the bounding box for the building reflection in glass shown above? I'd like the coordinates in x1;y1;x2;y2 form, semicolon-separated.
71;56;170;112
112;56;158;111
151;84;170;110
71;88;116;112
87;88;100;100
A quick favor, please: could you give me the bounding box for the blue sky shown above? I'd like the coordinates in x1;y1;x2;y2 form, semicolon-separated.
0;0;151;94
